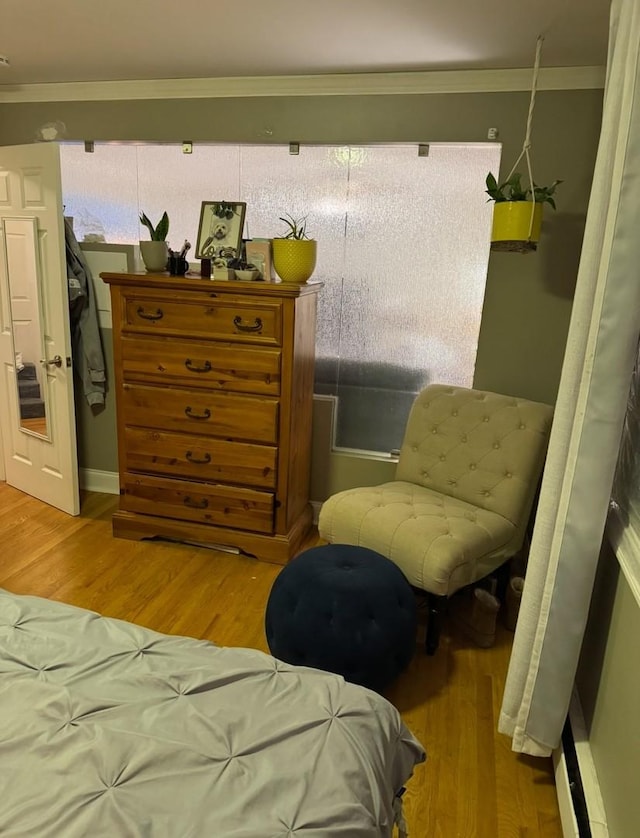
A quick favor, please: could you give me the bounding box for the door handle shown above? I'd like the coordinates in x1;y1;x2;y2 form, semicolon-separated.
40;354;67;368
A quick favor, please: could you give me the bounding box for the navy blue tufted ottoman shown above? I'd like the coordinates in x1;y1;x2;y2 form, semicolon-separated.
265;544;417;693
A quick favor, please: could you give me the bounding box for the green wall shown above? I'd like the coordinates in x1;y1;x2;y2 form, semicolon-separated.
576;541;640;838
0;87;603;486
73;330;118;473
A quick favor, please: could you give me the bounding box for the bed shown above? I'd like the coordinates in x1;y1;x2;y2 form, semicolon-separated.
0;589;425;837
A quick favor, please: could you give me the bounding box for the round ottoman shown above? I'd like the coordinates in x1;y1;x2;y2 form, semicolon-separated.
265;544;417;692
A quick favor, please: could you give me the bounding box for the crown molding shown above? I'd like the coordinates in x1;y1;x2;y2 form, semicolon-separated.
0;66;605;104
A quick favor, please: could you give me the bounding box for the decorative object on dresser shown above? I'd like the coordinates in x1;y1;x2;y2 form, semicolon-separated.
101;271;322;564
138;211;170;272
245;238;274;281
195;201;246;261
272;213;317;284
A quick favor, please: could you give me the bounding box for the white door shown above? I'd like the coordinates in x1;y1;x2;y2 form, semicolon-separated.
0;142;79;514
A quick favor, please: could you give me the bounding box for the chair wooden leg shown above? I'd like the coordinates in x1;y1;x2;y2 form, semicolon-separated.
494;559;512;603
425;594;447;655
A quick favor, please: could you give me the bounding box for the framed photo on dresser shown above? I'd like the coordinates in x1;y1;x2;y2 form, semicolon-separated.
195;201;247;261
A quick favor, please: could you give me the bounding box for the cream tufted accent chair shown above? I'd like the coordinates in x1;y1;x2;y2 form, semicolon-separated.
318;384;554;653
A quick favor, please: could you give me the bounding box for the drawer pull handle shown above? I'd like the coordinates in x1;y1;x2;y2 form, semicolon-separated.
184;406;211;420
185;359;212;373
233;315;263;333
136;306;164;321
186;451;211;465
183;496;209;509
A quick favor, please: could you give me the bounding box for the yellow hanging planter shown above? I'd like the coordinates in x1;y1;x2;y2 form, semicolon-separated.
491;202;543;253
486;37;562;254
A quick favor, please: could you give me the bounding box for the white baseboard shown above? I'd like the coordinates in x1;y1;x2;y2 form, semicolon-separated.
554;745;580;837
79;468;120;495
554;689;608;837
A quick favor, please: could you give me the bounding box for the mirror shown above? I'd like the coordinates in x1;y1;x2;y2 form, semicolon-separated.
2;217;52;440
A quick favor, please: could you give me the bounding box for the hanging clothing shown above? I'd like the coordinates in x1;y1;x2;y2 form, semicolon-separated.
64;218;106;406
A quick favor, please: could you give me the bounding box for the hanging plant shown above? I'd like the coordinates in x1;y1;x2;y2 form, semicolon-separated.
488;37;564;253
485;173;562;207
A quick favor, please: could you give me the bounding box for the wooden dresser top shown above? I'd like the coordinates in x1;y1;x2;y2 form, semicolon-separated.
100;271;323;299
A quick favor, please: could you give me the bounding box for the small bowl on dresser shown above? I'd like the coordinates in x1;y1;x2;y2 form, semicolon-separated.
235;269;261;282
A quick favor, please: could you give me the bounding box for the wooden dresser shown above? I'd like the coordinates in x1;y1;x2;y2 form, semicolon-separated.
101;272;321;564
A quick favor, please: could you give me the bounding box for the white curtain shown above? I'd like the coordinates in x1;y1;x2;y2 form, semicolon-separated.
499;0;640;757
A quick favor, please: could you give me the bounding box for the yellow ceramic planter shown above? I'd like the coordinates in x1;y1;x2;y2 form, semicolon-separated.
491;201;543;246
272;239;317;284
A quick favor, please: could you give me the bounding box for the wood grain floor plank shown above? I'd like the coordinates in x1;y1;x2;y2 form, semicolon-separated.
0;484;562;836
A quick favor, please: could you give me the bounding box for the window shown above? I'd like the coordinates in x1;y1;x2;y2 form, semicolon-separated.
61;141;500;453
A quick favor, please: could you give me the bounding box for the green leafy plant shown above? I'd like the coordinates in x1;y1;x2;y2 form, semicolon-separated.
139;211;169;241
227;257;256;270
485;173;562;209
213;201;238;220
278;213;311;240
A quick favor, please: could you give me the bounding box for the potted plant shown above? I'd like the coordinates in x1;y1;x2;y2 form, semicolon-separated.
228;257;260;281
139;211;170;271
271;214;317;283
485;172;561;252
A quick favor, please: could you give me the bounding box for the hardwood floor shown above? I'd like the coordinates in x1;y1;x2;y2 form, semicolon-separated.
0;484;562;837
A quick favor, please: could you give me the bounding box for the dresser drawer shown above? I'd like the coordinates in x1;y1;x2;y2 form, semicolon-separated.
121;384;279;444
122;336;281;395
123;293;282;346
124;427;277;489
121;472;274;534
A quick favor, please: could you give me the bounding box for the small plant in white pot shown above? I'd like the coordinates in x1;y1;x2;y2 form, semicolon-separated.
139;211;170;272
271;214;317;283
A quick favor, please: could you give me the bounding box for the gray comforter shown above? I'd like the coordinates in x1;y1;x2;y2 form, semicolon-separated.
0;589;425;837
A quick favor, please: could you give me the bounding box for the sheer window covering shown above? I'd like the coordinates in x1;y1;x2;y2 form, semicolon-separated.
60;141;500;453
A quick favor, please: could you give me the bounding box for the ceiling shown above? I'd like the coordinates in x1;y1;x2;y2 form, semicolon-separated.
0;0;610;88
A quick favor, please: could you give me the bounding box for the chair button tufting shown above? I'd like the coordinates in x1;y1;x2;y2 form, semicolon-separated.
483;416;489;422
452;410;458;416
412;444;418;451
506;471;512;478
493;442;500;449
461;435;467;443
440;454;446;461
470;463;476;470
431;428;438;434
519;423;526;430
483;490;490;497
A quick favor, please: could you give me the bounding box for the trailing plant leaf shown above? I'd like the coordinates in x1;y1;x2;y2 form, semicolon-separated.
155;211;169;241
139;211;170;241
485;172;503;202
485;172;562;208
532;180;563;208
278;213;310;240
213;201;237;220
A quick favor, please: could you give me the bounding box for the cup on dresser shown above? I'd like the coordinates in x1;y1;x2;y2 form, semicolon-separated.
168;254;189;276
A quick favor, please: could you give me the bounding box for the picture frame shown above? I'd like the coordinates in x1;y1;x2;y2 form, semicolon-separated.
195;201;247;261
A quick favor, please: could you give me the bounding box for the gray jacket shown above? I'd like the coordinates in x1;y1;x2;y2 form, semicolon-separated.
65;218;106;406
